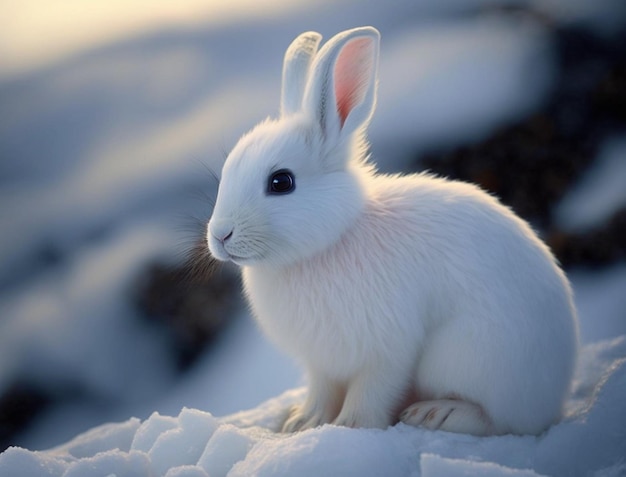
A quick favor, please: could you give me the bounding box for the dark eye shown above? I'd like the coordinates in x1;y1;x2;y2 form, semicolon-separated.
268;169;295;194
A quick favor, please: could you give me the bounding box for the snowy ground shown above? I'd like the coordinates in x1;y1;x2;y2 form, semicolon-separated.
1;0;625;476
1;334;626;477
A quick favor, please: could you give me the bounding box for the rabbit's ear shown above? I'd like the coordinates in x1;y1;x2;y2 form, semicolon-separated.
281;31;322;117
304;27;379;140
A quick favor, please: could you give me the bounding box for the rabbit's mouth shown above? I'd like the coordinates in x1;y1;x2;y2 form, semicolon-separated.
212;244;248;264
211;247;254;266
227;248;272;266
223;247;261;266
227;253;252;265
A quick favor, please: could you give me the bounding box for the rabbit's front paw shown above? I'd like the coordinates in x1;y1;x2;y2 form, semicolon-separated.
400;399;493;436
332;406;390;429
282;405;325;433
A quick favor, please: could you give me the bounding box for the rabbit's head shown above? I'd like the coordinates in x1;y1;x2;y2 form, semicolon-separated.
208;27;380;267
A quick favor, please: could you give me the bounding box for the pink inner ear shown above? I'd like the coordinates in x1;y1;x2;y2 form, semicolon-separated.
334;37;374;128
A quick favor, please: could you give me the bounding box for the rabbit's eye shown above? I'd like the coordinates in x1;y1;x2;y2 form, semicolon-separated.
268;169;295;194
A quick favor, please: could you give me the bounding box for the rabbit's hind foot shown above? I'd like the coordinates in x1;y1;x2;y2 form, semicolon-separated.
400;399;494;436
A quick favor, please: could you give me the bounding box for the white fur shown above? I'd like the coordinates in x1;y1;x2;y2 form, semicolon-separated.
207;27;579;436
281;31;321;116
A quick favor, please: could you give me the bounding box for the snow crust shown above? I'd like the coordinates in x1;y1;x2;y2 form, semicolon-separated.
1;337;625;476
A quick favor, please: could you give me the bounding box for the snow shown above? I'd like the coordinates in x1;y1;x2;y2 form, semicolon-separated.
1;336;625;476
569;265;626;344
1;0;625;475
556;137;626;233
420;454;546;477
372;14;554;169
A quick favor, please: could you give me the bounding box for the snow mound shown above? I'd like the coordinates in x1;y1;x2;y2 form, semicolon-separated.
2;337;625;477
556;136;626;232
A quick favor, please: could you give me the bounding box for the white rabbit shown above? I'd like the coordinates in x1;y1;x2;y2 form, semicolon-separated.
207;26;579;436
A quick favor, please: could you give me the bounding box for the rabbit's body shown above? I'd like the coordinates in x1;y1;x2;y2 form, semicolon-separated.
208;27;578;436
244;168;576;435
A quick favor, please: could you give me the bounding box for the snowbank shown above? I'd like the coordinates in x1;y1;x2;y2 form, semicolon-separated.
1;336;625;477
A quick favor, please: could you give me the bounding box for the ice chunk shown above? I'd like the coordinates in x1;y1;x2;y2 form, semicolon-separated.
148;408;219;476
131;412;178;453
197;425;256;477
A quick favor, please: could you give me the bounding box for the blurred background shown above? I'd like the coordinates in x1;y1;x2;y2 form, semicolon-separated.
1;0;625;452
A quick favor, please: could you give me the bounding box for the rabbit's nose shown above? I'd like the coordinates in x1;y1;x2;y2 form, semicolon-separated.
209;219;234;243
